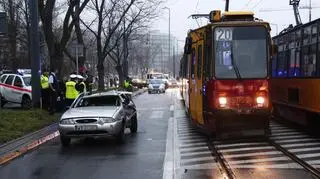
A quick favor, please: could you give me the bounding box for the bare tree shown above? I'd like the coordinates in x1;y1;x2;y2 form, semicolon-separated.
0;0;30;70
38;0;90;73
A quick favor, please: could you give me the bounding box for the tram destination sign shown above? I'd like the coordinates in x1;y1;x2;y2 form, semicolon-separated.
0;12;7;35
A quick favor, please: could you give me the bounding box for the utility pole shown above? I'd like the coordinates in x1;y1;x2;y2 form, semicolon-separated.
164;7;171;76
309;0;312;22
29;0;41;107
225;0;230;11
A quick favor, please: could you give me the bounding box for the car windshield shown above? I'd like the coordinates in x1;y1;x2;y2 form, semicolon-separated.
75;95;121;107
23;77;31;86
149;79;163;84
214;26;268;79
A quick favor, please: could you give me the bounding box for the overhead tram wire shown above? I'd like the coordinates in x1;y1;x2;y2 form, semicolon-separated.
252;0;265;9
242;0;254;10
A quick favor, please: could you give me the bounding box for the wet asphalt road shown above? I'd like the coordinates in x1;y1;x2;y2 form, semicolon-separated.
0;90;175;179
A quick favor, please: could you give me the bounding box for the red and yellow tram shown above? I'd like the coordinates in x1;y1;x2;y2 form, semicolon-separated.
179;10;274;138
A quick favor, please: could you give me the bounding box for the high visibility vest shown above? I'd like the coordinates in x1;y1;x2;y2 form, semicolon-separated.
41;75;49;89
124;80;130;88
80;81;87;93
65;81;79;99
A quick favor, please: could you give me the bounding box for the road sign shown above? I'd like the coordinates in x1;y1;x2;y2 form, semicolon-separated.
68;41;84;57
0;12;7;35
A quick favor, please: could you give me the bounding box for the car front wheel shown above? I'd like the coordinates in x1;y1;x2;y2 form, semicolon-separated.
0;93;6;108
60;136;71;147
116;123;126;144
130;115;138;133
21;96;32;109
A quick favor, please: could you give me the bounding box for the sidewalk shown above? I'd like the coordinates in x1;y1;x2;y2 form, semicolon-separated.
0;88;146;165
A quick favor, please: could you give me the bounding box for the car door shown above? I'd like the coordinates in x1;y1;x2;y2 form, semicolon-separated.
12;76;24;103
3;75;15;102
120;94;135;120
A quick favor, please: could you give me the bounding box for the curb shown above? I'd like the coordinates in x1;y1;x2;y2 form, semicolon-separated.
0;131;59;165
0;88;146;166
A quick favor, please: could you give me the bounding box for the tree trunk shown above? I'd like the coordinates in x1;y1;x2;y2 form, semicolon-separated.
116;65;124;88
97;59;105;91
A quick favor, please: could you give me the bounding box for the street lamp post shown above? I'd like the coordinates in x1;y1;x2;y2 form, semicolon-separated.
163;7;172;77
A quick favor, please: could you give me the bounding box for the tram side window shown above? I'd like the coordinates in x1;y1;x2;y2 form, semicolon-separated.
301;45;316;77
276;51;288;77
191;48;195;79
197;45;202;79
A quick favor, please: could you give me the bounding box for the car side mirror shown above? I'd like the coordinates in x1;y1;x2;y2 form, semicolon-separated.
128;101;135;108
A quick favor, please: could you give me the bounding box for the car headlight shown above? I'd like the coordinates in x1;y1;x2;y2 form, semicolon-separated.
99;117;116;123
256;96;265;104
60;118;75;125
148;84;153;89
218;97;227;107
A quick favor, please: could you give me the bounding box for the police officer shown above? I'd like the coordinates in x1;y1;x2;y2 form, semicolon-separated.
76;75;87;93
40;72;49;110
65;74;79;107
48;68;59;115
123;76;133;92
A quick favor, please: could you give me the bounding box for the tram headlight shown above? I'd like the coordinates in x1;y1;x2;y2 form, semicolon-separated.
218;97;227;106
256;96;265;104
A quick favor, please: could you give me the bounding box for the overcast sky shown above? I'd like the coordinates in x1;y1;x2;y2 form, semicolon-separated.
153;0;320;49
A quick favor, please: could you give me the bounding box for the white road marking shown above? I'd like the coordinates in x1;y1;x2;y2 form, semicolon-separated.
179;142;207;148
282;142;320;148
162;117;174;179
289;147;320;153
270;135;309;140
180;151;212;157
170;105;174;111
297;153;320;158
181;156;215;164
150;111;164;119
215;142;267;148
271;131;303;136
181;163;218;169
271;128;297;133
230;163;302;169
219;146;274;153
223;151;283;158
276;138;319;144
180;146;209;153
227;156;291;165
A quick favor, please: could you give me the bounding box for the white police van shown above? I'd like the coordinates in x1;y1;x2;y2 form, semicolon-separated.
0;69;32;109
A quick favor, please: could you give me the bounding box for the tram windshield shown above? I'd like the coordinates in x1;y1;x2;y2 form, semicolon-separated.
214;26;268;79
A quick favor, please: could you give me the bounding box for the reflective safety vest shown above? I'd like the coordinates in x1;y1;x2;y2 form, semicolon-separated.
65;81;79;99
41;75;49;89
80;81;87;93
124;80;130;88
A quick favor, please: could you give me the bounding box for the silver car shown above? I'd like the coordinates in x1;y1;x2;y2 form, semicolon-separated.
58;91;137;146
148;79;166;94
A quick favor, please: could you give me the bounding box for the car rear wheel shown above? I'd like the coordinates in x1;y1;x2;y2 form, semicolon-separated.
21;95;32;109
0;93;6;108
116;123;126;144
130;115;138;133
60;136;71;147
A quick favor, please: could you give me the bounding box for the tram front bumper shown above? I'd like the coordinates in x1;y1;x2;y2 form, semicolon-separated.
214;109;271;138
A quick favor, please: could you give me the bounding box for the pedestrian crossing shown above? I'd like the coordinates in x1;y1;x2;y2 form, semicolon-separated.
176;116;217;170
176;115;320;170
270;121;320;169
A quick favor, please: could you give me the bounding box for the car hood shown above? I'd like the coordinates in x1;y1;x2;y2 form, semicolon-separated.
61;106;119;119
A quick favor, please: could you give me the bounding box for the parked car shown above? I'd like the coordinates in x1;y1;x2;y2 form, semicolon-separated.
168;79;178;88
58;90;138;146
148;79;166;94
0;73;32;109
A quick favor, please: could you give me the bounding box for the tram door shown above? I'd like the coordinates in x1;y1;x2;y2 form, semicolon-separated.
195;40;204;125
189;45;197;122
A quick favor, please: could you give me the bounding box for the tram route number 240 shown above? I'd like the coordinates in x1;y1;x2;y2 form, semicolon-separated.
215;28;233;41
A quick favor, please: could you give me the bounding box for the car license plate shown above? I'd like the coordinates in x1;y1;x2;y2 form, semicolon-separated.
75;125;97;131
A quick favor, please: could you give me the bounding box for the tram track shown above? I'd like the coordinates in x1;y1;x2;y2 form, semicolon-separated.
208;133;320;179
